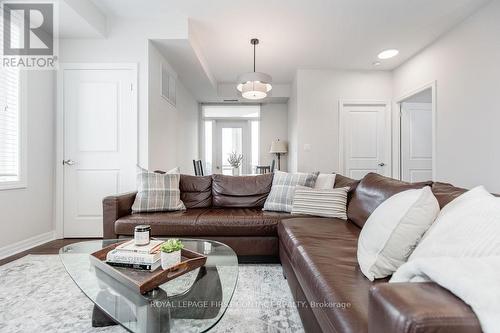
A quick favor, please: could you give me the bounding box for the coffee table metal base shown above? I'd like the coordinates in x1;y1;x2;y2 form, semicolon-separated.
91;266;223;332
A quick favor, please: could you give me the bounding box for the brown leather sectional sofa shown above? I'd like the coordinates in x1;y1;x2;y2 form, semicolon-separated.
103;172;481;333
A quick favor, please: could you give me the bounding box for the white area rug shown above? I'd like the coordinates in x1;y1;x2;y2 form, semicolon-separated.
0;255;304;333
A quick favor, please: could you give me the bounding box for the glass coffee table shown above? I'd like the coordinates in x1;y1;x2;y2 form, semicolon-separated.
60;239;238;333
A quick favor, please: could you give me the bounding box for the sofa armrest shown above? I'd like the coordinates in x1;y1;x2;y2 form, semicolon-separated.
369;282;481;333
102;191;137;238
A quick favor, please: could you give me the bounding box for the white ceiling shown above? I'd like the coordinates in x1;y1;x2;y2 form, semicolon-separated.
91;0;490;83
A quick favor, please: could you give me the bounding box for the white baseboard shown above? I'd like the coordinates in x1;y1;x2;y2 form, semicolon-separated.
0;230;56;260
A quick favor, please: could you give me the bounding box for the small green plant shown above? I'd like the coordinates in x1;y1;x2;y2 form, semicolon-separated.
160;239;184;253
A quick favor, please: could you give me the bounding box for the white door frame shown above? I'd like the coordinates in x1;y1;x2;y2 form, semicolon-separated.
55;63;138;238
392;81;437;181
214;119;252;175
338;100;392;176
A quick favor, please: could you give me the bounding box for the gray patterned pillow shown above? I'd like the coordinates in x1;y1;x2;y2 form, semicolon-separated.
132;167;186;213
263;171;319;212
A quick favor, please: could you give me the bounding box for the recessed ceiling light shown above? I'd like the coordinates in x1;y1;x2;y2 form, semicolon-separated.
372;61;381;66
377;49;399;59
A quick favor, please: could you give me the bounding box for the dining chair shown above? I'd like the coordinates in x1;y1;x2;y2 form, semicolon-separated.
193;160;204;176
255;166;271;174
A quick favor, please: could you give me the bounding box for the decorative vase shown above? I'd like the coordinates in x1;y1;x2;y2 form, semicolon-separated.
232;167;240;176
161;250;181;269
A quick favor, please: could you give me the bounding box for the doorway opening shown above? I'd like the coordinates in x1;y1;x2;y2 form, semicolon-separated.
201;104;260;175
395;82;436;182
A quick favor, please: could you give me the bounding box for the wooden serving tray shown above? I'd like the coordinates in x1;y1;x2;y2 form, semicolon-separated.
90;240;207;294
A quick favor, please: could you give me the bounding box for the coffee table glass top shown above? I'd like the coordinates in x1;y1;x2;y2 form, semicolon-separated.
59;239;238;333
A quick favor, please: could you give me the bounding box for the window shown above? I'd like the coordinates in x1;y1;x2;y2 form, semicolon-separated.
0;12;25;189
203;105;260;119
202;105;260;175
251;120;259;172
204;121;213;174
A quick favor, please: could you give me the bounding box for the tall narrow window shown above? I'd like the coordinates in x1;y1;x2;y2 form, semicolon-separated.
251;121;259;172
0;11;24;188
204;121;213;175
0;68;20;183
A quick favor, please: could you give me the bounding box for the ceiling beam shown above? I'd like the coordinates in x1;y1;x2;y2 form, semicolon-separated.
63;0;107;37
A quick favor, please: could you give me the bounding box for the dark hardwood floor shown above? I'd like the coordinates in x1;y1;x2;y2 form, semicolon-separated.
0;238;99;266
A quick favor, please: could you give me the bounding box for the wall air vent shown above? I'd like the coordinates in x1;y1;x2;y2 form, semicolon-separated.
161;63;176;106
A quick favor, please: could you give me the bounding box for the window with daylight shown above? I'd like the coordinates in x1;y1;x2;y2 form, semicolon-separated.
202;105;260;175
0;12;25;189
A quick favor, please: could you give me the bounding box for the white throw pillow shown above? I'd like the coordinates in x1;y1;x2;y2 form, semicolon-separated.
409;186;500;260
314;173;336;189
357;186;440;281
167;167;180;174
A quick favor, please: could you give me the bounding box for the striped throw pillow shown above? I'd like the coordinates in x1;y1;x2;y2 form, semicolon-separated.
263;171;319;213
291;186;349;219
132;167;186;213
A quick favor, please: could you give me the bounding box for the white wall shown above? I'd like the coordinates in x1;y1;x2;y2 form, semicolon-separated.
392;0;500;192
287;75;298;172
175;75;200;174
147;41;199;174
60;16;187;167
0;71;55;249
260;103;288;171
292;69;393;173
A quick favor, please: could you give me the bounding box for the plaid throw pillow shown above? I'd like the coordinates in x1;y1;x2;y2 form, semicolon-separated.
263;171;319;213
132;167;186;213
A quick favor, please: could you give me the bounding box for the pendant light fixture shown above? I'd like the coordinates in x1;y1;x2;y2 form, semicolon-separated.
237;38;272;100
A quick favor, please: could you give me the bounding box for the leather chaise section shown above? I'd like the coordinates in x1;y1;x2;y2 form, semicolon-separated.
279;218;387;333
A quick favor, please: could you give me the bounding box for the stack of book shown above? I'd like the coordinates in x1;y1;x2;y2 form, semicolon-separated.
106;239;163;271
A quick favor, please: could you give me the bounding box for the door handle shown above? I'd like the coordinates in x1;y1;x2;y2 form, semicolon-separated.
378;162;385;167
63;159;75;166
216;166;220;170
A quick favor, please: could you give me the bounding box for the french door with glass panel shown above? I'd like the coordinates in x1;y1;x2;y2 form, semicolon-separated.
214;121;251;175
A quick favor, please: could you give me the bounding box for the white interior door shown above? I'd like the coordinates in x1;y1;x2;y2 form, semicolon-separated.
214;121;250;175
340;103;390;179
63;68;137;237
401;102;433;182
